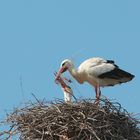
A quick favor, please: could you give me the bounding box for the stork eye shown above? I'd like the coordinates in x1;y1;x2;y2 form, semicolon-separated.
62;62;66;67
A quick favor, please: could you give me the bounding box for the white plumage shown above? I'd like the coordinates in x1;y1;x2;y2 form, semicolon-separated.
56;57;134;103
54;73;75;103
77;57;116;86
61;86;72;103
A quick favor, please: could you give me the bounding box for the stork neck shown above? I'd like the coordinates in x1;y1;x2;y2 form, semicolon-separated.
69;67;78;77
68;67;82;83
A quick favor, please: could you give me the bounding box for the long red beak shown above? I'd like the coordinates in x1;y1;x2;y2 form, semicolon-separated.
55;66;67;82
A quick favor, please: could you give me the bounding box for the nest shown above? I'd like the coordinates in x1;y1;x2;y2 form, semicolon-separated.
0;98;140;140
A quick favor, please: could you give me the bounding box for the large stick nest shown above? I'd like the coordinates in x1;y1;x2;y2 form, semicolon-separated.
0;98;140;140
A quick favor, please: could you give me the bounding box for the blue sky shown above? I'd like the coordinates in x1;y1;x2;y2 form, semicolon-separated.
0;0;140;129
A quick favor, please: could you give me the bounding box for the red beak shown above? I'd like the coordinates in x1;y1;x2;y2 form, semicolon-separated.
55;66;67;82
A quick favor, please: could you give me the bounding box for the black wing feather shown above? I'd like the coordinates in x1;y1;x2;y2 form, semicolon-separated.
98;68;135;80
107;60;119;68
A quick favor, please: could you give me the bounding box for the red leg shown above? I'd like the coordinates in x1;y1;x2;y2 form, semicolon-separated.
94;84;101;105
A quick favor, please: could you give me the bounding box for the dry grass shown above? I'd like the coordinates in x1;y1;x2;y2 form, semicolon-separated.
0;98;140;140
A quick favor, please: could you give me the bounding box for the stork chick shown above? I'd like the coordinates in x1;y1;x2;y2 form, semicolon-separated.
54;73;76;103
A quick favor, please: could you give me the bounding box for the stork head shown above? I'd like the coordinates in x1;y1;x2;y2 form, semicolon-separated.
55;59;73;80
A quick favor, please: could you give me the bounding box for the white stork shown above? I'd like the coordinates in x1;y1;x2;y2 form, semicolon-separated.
55;57;135;103
54;72;76;102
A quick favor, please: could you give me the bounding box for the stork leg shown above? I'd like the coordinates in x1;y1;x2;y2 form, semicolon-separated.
94;84;101;105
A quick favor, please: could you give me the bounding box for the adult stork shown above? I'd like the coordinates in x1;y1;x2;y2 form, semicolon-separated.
55;57;135;103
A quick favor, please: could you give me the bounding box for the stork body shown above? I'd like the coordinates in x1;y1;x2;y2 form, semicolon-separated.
54;73;75;102
55;57;134;103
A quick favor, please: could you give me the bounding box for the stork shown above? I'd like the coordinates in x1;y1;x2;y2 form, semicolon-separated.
54;72;76;102
55;57;135;104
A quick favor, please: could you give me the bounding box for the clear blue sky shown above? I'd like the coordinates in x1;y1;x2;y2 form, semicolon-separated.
0;0;140;126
